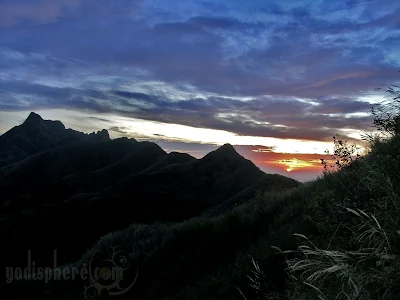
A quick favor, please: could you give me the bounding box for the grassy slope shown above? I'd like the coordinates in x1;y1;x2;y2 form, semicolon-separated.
283;135;400;300
3;135;400;300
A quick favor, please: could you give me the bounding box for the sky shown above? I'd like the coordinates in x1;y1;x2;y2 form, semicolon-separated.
0;0;399;181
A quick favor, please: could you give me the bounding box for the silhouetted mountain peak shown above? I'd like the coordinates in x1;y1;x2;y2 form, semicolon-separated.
23;112;44;125
200;143;254;169
22;112;66;132
88;129;110;141
208;143;239;158
217;143;236;153
0;112;99;167
99;129;110;139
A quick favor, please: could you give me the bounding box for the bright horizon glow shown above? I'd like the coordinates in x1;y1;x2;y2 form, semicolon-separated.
276;158;323;173
0;109;356;156
8;110;332;154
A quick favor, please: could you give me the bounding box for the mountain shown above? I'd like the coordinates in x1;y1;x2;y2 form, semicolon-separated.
0;138;167;207
3;130;400;300
0;112;110;168
0;112;300;286
206;173;302;216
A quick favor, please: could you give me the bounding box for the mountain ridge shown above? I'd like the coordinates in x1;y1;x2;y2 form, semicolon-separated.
0;112;300;276
0;112;113;168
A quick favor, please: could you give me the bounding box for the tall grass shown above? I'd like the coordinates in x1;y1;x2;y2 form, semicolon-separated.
279;135;400;300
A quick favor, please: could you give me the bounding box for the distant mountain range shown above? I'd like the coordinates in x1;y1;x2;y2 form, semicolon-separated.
0;112;300;275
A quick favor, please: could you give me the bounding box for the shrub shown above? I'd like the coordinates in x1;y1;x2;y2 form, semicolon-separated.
320;135;361;172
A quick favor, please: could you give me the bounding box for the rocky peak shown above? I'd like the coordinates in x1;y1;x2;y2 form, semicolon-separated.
209;143;239;158
88;129;110;141
23;112;44;125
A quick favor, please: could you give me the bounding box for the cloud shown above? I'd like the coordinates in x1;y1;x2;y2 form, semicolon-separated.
0;0;82;27
1;1;398;97
188;16;264;30
0;0;144;28
0;75;375;143
0;0;399;148
310;98;371;114
0;80;112;112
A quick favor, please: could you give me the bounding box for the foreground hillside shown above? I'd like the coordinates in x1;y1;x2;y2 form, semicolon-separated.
1;115;399;299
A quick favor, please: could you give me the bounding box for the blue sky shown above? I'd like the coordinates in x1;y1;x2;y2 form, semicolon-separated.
0;0;399;180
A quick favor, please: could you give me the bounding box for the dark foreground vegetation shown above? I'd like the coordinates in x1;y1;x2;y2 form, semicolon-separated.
1;85;400;300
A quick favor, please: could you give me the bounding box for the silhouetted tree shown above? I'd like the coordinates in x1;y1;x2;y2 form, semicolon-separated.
371;83;400;136
321;135;360;171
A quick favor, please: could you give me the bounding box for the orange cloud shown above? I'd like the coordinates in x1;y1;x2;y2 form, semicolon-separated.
275;158;322;172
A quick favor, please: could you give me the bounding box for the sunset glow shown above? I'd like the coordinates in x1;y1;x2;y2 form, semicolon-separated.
0;109;333;155
276;158;323;173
